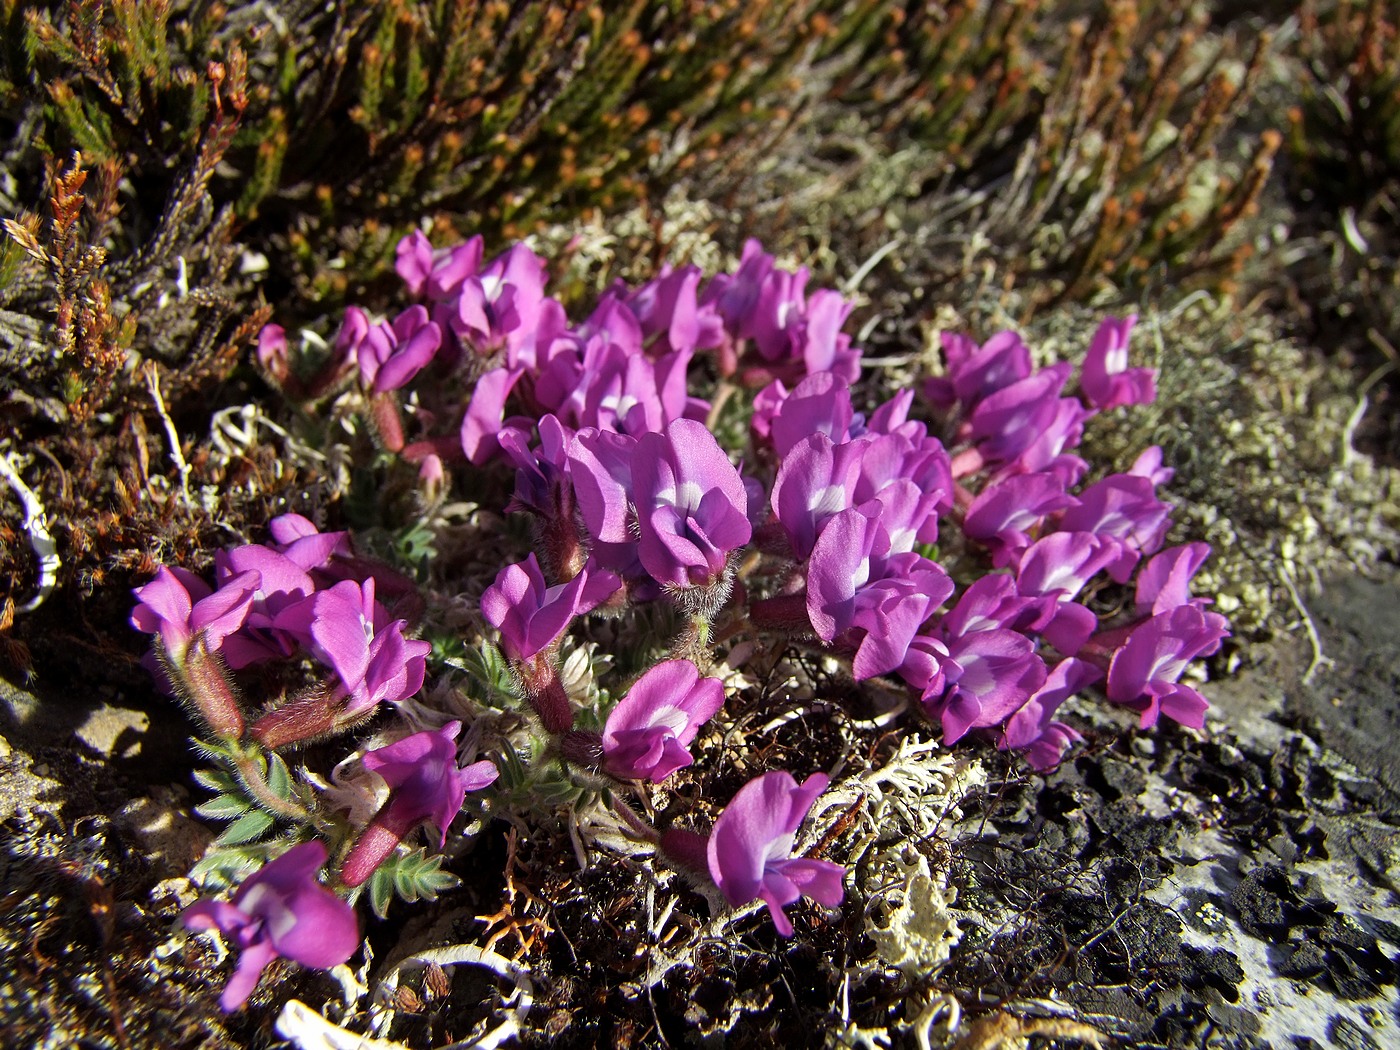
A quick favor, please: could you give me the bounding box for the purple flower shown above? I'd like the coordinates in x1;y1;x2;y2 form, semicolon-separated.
963;472;1077;566
805;502;953;680
923;329;1033;410
183;841;358;1011
340;722;499;888
212;544;322;667
1128;445;1175;486
295;578;431;715
131;566;260;737
422;235;486;301
749;378;790;448
601;660;725;782
768;372;857;459
568;427;638;548
631;418;751;592
450;243;548;356
937;573;1050;638
394;229;439;297
999;657;1101;769
620;264;723;355
131;566;260;662
707;771;845;937
1005;396;1091;482
267;514;352;574
957;360;1094;483
1080;314;1155;409
848;436;951;546
770;432;864;560
1015;532;1122;655
364;721;498;846
1105;605;1229;728
1134;542;1213;616
257;323;289;381
340;305;443;394
460;365;530;465
1016;529;1118;600
480;554;620;664
1057;474;1172;583
702;241;860;384
923;628;1047;744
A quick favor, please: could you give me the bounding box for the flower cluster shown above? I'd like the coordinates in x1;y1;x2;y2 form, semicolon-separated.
747;321;1226;768
133;516;496;1010
132;514;430;747
142;232;1228;1014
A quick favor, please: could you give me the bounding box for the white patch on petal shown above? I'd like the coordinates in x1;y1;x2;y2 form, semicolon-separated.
807;485;848;517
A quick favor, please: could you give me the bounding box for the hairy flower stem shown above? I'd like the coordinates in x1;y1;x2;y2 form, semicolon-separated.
230;746;312;823
657;827;710;881
559;729;604;772
666;612;714;664
518;658;574;735
163;637;246;740
338;817;409;888
538;512;587;582
370;391;406;452
250;686;373;750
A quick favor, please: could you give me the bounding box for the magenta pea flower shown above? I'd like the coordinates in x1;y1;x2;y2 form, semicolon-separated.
480;554;620;733
707;771;845;937
131;566;260;737
963;472;1078;566
460;364;530;465
339;304;443;394
923;629;1048;744
1134;542;1213;616
450;242;549;356
303;578;430;714
340;721;499;887
620;263;723;355
923;329;1033;410
1105;605;1229;728
183;841;358;1012
214;544;321;667
131;565;261;663
1057;474;1173;582
999;657;1102;770
963;362;1082;477
600;660;725;782
422;234;486;302
631;418;752;594
1080;314;1156;410
768;372;858;458
256;323;290;382
1128;445;1175;486
249;577;432;749
805;501;953;680
770;432;864;560
267;513;352;574
480;554;620;665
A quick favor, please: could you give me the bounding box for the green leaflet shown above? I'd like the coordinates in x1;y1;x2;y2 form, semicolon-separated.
366;847;461;920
